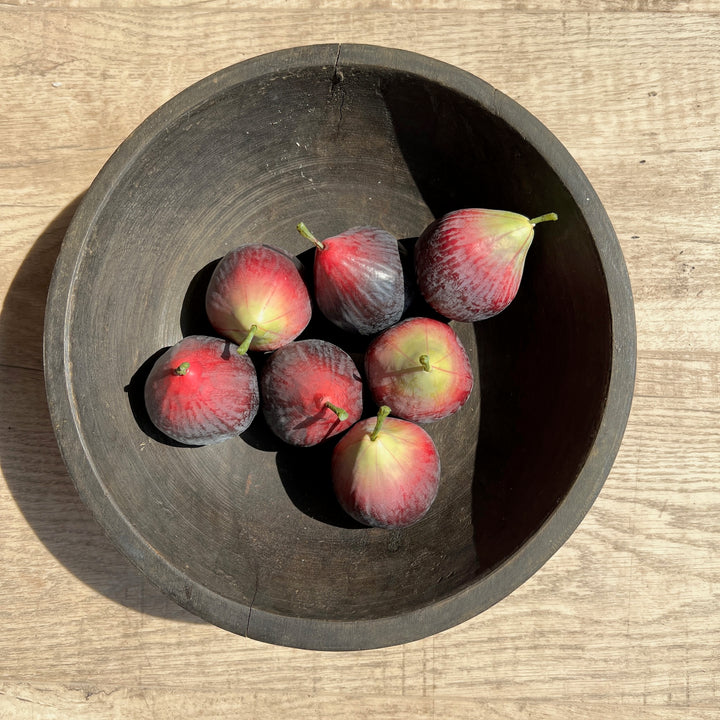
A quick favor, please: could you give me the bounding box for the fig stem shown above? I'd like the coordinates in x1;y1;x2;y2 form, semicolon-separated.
297;221;325;251
174;361;190;376
325;401;349;421
529;212;558;226
237;324;257;355
419;354;432;372
370;405;392;442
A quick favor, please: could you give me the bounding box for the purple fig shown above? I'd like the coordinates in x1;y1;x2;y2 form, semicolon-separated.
260;339;363;447
297;223;405;335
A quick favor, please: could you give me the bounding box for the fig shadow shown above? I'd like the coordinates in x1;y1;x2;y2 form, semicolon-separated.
275;437;365;530
180;258;220;337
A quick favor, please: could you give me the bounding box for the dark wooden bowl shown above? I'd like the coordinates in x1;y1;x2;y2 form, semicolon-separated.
44;44;636;650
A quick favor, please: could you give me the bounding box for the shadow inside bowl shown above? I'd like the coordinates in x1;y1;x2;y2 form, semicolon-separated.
379;70;614;578
180;258;220;338
275;437;365;530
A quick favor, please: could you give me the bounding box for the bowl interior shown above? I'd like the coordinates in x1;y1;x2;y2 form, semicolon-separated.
48;46;621;648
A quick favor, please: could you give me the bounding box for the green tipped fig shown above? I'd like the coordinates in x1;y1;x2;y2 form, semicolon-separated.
414;208;558;321
331;405;441;529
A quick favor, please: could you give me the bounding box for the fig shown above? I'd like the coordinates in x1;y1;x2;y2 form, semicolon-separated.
365;316;473;423
297;222;405;335
331;406;441;529
260;339;363;447
143;335;259;446
414;208;558;322
205;243;312;352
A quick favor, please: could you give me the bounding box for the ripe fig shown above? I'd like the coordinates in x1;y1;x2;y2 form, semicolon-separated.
365;316;473;423
260;339;363;447
297;223;404;335
143;335;259;445
331;406;441;529
415;208;558;322
205;243;312;352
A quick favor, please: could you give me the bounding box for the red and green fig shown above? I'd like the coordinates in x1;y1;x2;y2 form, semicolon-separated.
414;208;558;322
205;243;312;352
144;335;259;446
297;223;405;335
331;406;441;529
364;316;473;423
260;339;363;447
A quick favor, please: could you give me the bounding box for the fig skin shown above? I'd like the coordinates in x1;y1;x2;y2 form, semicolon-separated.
364;316;473;423
298;223;405;335
415;208;557;322
143;335;259;446
331;407;441;529
205;243;312;352
260;339;363;447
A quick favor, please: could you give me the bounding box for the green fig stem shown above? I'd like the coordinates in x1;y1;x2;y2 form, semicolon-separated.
297;221;325;251
529;212;558;226
174;361;190;376
370;405;392;442
325;401;349;421
237;324;257;355
419;354;432;372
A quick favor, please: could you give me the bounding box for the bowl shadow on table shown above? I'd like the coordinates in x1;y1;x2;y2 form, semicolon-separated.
0;195;202;623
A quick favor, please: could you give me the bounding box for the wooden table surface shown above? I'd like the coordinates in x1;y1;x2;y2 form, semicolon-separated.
1;2;718;718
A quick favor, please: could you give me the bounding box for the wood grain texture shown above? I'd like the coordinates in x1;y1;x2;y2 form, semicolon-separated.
1;1;718;718
2;1;717;11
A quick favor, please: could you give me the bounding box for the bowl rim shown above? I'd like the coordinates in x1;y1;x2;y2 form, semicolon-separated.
44;42;636;651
